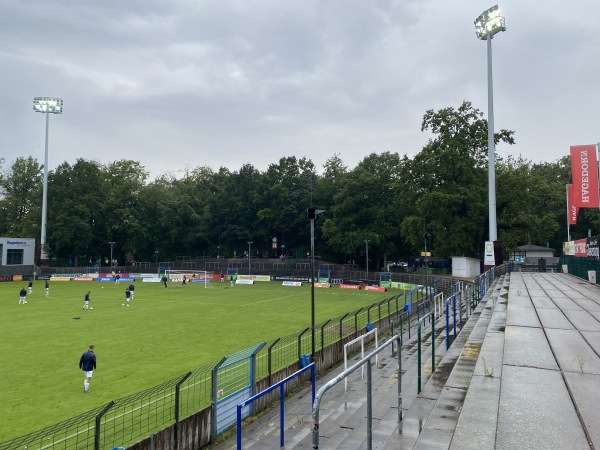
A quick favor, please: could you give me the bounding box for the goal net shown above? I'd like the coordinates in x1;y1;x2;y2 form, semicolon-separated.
318;269;331;283
166;270;214;288
379;272;392;288
226;267;239;280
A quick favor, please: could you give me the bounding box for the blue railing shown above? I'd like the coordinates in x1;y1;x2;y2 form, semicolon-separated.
236;363;315;449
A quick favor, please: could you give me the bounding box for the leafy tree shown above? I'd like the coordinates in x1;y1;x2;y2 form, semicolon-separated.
46;159;106;265
496;156;571;253
101;160;149;263
400;101;515;259
258;156;317;258
322;152;405;268
0;157;43;238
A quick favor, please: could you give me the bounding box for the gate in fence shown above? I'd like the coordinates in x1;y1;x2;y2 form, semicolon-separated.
213;342;265;436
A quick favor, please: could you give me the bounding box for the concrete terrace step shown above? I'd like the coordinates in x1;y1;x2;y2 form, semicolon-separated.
209;274;490;450
383;274;506;449
449;275;508;450
451;272;600;450
211;300;464;449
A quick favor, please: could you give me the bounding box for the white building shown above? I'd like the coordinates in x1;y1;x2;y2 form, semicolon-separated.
452;256;481;278
0;237;36;266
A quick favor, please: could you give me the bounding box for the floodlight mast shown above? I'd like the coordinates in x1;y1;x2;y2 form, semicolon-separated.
247;241;253;275
308;207;325;363
33;97;63;263
474;5;505;243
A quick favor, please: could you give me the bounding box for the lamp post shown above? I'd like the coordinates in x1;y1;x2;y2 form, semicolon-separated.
364;239;371;281
307;207;325;363
109;241;115;267
424;234;430;301
475;5;505;243
247;241;253;275
33;97;63;262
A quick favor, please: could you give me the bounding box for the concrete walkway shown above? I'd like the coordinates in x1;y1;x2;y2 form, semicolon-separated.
211;272;600;449
453;272;600;449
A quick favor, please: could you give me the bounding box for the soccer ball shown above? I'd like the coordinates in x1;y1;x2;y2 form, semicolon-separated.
122;303;125;306
90;307;93;310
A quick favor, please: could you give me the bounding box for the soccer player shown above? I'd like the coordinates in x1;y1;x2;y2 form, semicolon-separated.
79;345;96;393
19;286;27;304
115;273;121;285
128;283;134;299
28;280;33;294
162;275;168;288
82;291;91;310
125;288;131;307
221;272;224;283
182;275;187;287
45;280;49;296
230;277;234;288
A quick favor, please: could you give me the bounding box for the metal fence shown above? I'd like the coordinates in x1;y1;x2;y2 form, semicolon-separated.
0;280;458;450
560;254;600;282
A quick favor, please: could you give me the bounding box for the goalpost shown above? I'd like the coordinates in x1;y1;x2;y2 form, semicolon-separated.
379;272;392;289
226;267;239;281
166;270;214;288
317;269;331;283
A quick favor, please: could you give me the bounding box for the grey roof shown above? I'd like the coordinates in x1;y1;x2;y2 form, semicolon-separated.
515;243;555;252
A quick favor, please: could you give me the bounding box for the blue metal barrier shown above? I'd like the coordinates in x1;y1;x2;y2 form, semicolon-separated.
236;363;315;449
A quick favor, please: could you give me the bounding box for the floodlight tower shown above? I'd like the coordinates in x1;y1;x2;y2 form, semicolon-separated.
364;239;371;280
33;97;63;262
109;241;116;267
247;241;253;275
475;5;505;242
307;207;325;363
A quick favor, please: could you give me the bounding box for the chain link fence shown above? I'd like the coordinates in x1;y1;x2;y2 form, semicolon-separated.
1;279;458;450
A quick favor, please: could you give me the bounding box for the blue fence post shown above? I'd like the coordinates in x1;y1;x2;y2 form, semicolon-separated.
237;404;242;449
453;294;457;339
408;307;411;340
279;384;285;447
445;298;450;350
237;363;315;449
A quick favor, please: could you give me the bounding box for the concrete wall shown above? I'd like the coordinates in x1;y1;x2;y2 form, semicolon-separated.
128;407;211;450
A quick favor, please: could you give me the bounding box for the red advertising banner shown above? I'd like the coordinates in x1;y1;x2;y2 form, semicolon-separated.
339;284;361;290
570;145;600;208
365;285;386;292
574;238;588;257
568;184;578;225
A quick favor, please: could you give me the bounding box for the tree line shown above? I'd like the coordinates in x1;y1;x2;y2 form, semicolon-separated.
0;101;591;268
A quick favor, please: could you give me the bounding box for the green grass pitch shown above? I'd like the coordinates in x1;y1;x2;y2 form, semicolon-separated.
0;278;396;442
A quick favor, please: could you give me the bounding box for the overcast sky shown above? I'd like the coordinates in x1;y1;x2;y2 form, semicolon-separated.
1;0;599;180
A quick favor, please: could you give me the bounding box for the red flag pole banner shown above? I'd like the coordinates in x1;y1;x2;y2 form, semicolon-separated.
568;184;578;226
570;144;600;208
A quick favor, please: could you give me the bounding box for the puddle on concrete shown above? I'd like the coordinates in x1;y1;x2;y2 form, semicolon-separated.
430;359;458;388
